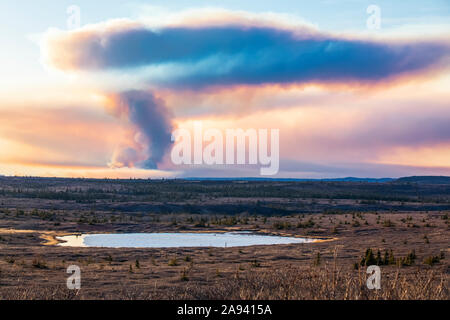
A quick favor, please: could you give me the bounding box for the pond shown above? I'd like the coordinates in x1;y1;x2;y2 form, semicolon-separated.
56;232;317;248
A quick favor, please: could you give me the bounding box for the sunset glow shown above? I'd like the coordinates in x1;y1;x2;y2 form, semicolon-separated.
1;1;449;178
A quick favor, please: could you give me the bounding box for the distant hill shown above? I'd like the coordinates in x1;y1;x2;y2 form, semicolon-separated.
394;176;450;184
1;174;448;184
184;177;394;183
184;176;450;184
322;177;394;183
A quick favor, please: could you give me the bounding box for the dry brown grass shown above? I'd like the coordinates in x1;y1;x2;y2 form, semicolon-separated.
1;265;447;300
169;263;448;300
1;188;448;301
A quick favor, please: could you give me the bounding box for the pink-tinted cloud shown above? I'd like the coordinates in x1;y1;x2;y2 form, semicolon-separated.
0;105;126;167
36;10;450;177
43;18;450;88
106;90;174;169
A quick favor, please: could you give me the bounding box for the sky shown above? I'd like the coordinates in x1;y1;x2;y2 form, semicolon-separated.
0;0;449;178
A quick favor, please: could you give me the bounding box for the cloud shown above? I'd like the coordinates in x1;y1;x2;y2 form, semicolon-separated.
172;159;450;179
107;90;173;169
38;9;450;176
43;17;450;88
0;105;123;167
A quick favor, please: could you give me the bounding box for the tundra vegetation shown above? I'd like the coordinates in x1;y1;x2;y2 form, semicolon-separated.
0;176;448;300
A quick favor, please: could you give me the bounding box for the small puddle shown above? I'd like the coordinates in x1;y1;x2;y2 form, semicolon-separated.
56;232;318;248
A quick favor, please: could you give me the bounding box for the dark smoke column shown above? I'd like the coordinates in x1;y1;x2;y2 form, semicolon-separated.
109;90;173;169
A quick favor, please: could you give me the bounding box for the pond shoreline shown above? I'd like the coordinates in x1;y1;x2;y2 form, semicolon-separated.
51;229;335;248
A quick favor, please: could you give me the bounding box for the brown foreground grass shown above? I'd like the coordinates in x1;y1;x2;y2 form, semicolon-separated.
1;265;447;300
0;209;448;300
0;177;448;300
181;267;448;300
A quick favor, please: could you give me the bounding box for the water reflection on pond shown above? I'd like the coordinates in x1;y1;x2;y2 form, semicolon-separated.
56;232;317;248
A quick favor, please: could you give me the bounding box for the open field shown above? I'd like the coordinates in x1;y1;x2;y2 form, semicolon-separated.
0;177;448;299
